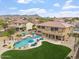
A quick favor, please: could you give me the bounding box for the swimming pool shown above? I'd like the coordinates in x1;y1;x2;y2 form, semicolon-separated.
14;35;41;48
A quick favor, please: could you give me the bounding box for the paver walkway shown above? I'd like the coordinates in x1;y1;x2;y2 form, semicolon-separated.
75;48;79;59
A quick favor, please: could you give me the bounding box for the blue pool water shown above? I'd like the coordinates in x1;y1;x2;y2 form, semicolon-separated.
14;35;41;48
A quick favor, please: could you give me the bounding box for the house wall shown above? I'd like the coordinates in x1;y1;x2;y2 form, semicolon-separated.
37;25;73;41
26;22;34;31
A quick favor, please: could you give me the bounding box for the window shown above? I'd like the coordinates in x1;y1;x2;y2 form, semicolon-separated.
38;31;41;32
38;26;45;29
51;27;54;31
38;26;40;28
41;26;45;29
19;23;21;25
51;27;58;31
55;27;58;31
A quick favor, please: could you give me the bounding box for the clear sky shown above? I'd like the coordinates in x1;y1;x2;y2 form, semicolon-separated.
0;0;79;17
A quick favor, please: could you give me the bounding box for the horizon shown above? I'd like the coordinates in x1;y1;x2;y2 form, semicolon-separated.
0;15;79;18
0;0;79;17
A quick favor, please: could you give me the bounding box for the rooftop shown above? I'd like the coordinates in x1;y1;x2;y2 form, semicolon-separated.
37;21;73;28
12;19;28;24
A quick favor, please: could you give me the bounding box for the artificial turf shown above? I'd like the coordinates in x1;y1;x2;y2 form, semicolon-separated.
1;41;71;59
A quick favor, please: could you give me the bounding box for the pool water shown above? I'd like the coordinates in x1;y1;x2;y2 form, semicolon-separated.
14;35;41;48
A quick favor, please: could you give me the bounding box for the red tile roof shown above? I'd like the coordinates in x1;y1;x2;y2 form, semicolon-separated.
13;19;28;24
37;21;73;28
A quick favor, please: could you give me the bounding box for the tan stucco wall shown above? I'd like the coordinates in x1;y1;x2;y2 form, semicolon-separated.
37;26;73;40
26;22;34;31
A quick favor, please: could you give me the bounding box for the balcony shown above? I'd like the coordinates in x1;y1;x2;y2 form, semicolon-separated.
9;24;26;28
37;28;64;36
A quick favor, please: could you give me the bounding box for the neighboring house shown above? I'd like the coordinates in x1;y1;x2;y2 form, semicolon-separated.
26;22;34;31
36;21;73;41
8;19;34;31
73;22;79;34
73;22;79;35
10;19;27;31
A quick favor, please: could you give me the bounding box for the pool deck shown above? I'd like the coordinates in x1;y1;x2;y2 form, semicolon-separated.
0;36;76;59
0;40;42;59
75;48;79;59
0;41;10;59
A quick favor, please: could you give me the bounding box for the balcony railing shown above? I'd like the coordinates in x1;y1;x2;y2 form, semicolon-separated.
37;28;64;36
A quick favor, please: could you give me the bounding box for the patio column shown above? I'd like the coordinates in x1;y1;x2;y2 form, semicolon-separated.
61;36;63;41
48;34;50;38
54;35;57;41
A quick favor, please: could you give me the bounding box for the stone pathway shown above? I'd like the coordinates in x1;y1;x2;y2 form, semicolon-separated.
0;45;10;59
75;48;79;59
0;40;10;59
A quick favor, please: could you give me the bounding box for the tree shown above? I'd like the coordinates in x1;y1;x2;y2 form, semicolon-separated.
0;19;5;25
2;23;8;30
66;56;71;59
16;34;22;37
2;28;16;37
7;28;16;35
32;25;37;30
0;19;8;31
36;17;51;23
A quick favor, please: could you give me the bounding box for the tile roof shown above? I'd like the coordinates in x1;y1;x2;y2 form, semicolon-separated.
37;21;73;28
74;22;79;27
13;19;28;24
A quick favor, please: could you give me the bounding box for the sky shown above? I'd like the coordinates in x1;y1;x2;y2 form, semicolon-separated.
0;0;79;17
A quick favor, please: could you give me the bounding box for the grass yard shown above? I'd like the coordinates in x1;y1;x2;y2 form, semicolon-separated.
1;41;71;59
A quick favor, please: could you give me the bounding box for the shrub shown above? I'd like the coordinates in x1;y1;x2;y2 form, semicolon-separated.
66;56;71;59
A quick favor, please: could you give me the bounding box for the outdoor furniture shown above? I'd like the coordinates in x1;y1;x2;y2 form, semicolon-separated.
40;38;44;40
3;44;7;47
31;42;37;46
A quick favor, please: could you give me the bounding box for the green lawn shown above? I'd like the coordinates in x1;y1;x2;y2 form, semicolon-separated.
1;41;71;59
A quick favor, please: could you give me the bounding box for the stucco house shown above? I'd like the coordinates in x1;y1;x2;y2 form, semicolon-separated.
73;22;79;36
36;20;74;41
8;19;34;31
26;22;34;31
